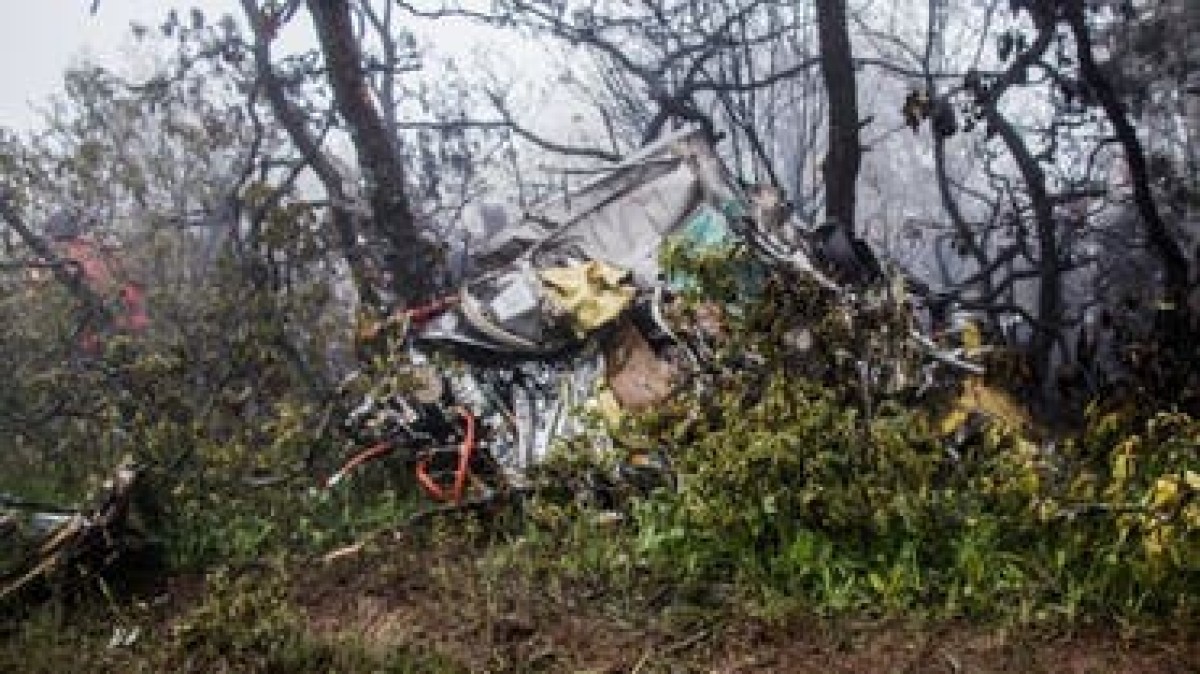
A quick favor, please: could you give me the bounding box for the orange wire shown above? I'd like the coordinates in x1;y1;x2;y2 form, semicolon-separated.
325;441;393;488
415;407;476;503
405;296;458;324
450;406;475;502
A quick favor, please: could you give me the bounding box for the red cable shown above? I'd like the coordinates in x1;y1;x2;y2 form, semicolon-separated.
415;407;476;503
403;296;458;325
415;457;447;500
324;441;394;488
451;406;475;502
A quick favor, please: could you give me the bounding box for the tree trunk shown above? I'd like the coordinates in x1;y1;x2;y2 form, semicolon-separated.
985;109;1062;396
0;195;108;326
1064;3;1191;312
240;0;380;309
976;24;1062;397
307;0;436;308
814;0;861;234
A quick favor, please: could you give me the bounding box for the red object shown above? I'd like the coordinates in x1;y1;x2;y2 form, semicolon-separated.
52;236;150;348
324;441;395;488
114;282;149;332
415;407;476;504
63;238;117;290
404;296;458;325
323;407;478;504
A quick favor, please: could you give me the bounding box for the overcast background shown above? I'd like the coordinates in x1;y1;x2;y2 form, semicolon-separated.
0;1;560;133
0;2;240;130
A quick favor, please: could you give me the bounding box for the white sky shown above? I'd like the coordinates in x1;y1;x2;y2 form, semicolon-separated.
0;1;561;133
0;1;244;131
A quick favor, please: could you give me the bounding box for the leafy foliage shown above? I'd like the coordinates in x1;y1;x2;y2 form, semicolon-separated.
615;267;1200;622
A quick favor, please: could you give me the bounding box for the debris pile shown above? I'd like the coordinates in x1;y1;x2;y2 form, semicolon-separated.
1;460;148;604
325;127;996;506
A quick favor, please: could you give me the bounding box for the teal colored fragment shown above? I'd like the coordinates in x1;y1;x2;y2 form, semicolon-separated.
678;204;735;248
720;198;749;221
665;203;765;297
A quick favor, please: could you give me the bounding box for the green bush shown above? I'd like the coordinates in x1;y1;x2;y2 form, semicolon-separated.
593;256;1200;623
623;346;1199;623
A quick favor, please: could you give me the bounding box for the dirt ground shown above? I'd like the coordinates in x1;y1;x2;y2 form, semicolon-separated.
7;533;1195;673
289;539;1200;673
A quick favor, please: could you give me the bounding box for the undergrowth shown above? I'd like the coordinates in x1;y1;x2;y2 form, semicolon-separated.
513;259;1200;626
2;227;1197;672
0;563;464;673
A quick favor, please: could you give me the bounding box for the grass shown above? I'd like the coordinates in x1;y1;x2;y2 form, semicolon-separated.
0;565;466;674
2;265;1198;670
6;513;1197;674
